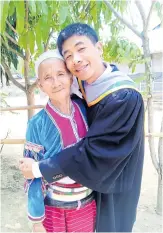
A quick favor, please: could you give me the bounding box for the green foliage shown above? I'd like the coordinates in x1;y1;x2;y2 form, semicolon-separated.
15;1;25;34
134;75;146;84
0;0;143;76
1;11;22;69
0;91;18;114
1;0;10;33
1;0;130;59
0;91;10;108
103;37;143;73
154;1;163;21
48;41;57;50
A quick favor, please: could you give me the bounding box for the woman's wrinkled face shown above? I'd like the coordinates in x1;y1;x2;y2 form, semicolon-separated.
38;58;72;100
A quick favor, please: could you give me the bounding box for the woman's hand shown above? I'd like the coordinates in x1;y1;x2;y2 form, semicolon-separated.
32;222;47;232
19;158;35;179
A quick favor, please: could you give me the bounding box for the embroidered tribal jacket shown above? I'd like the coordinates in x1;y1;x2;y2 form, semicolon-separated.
24;99;88;222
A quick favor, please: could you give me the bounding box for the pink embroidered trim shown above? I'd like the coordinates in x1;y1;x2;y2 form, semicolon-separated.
25;141;44;153
28;213;45;222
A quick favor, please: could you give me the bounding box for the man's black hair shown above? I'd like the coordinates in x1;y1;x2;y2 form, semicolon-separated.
57;23;99;55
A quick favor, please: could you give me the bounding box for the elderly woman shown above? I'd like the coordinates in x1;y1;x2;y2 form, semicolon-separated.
24;50;96;232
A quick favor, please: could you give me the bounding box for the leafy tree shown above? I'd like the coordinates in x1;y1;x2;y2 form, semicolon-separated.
103;37;143;73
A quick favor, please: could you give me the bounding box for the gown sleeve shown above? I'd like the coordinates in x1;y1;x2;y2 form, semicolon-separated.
39;89;144;193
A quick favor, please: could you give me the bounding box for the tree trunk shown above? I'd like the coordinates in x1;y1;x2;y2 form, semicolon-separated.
156;174;162;215
25;81;37;119
142;37;159;172
26;90;35;119
143;36;162;215
24;48;35;120
156;117;163;215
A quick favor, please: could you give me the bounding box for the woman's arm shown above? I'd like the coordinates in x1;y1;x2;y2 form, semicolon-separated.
24;121;45;223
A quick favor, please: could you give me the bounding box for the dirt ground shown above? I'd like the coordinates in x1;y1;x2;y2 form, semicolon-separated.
0;84;162;232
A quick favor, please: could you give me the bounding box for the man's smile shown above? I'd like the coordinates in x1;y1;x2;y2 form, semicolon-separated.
75;64;89;73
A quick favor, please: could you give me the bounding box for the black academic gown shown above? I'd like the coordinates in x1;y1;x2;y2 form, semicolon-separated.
39;87;145;232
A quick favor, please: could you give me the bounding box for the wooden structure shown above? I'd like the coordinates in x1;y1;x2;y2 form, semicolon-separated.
0;104;163;145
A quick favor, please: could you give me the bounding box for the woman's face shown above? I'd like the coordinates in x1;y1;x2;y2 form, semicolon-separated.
38;58;72;101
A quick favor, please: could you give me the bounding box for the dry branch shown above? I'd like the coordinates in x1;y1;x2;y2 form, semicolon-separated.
6;20;18;34
104;0;142;38
2;62;26;92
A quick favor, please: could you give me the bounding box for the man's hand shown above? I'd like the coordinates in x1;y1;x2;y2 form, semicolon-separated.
32;222;47;232
19;158;35;179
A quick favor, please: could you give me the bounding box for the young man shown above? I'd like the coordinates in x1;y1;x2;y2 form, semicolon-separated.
20;23;144;232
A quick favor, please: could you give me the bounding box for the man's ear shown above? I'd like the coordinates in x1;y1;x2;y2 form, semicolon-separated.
95;41;103;57
69;73;73;85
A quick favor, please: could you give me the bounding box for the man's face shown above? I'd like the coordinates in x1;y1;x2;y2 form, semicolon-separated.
62;35;104;84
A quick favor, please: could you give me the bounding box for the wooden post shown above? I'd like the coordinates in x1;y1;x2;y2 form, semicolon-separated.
1;134;163;144
0;139;26;144
1;105;44;112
